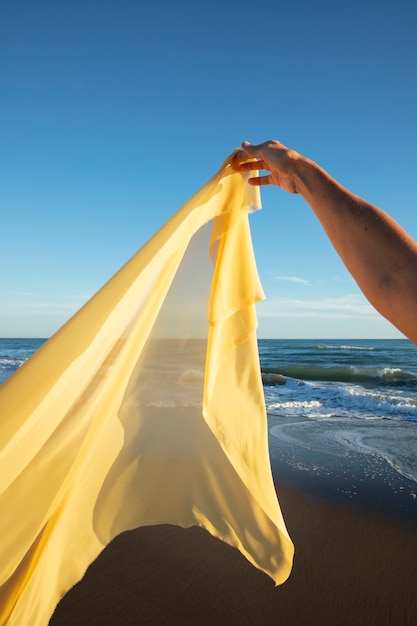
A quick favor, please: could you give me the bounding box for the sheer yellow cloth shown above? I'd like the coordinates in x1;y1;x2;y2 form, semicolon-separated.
0;155;294;625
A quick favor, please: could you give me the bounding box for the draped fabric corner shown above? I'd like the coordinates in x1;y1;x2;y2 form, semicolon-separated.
0;154;294;625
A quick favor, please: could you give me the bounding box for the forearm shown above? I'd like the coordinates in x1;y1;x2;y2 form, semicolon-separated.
293;157;417;341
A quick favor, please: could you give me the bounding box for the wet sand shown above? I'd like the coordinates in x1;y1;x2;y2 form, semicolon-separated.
50;474;417;626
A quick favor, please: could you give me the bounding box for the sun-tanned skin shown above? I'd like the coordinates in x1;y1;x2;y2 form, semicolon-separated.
233;140;417;344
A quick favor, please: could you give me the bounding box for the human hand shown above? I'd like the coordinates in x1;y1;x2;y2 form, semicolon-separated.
232;140;301;194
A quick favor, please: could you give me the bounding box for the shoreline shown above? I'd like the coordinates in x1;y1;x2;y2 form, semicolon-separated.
267;409;417;528
269;443;417;528
50;468;417;626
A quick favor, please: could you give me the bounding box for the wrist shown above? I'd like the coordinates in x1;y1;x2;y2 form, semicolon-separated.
291;154;329;199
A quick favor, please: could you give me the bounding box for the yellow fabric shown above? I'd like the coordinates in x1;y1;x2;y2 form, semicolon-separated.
0;155;294;625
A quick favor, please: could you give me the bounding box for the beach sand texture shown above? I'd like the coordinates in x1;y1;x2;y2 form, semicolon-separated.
50;480;417;626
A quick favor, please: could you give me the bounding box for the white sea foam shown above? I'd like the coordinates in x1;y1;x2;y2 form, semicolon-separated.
264;376;417;422
269;420;417;484
339;344;376;351
267;400;322;411
333;427;417;483
179;368;204;383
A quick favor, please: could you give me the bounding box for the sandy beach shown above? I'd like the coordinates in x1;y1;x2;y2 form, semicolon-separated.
50;472;417;626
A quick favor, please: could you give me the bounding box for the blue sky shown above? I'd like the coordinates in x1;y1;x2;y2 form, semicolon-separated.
1;0;416;338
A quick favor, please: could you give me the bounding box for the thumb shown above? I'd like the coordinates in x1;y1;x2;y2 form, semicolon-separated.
241;140;256;155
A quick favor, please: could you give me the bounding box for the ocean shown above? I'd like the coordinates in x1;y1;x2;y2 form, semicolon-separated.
260;338;417;522
1;337;416;522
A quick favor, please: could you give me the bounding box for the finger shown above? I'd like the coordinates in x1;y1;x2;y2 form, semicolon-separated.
231;146;258;164
239;159;268;172
248;174;272;187
241;141;260;159
230;149;248;168
235;141;259;161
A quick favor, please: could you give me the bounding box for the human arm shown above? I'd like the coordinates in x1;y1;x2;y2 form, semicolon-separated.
233;140;417;344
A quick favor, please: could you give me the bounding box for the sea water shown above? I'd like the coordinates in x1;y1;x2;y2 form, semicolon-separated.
1;337;416;520
0;338;46;384
260;338;417;520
